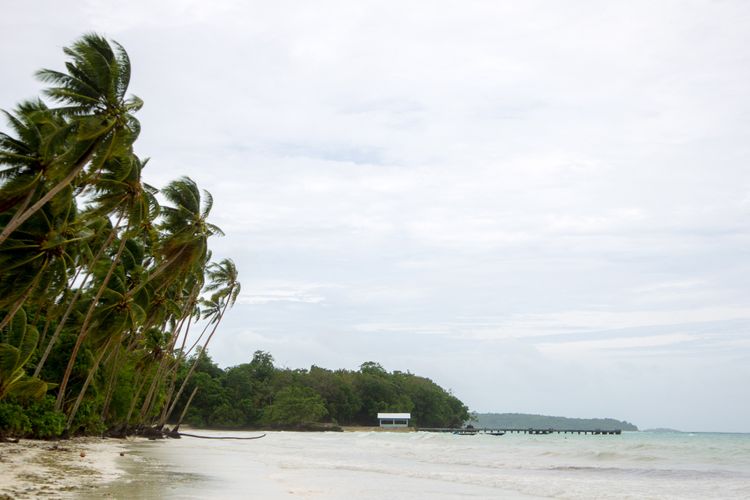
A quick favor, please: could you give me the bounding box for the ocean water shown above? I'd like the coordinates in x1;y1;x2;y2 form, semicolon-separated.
92;430;750;499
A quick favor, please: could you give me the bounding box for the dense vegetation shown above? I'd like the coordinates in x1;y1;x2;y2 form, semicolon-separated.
173;353;470;429
0;34;240;438
0;34;470;438
473;413;638;431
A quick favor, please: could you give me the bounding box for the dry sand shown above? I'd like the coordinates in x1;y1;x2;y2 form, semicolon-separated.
0;437;127;499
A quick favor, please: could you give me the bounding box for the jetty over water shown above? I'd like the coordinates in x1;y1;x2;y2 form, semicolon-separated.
418;427;622;435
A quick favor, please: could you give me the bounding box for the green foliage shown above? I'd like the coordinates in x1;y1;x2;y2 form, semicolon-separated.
262;386;328;426
0;309;49;401
0;397;64;438
171;350;470;430
24;396;65;438
0;33;239;437
0;401;31;436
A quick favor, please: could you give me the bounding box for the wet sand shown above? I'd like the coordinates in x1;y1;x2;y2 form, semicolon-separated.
0;437;127;498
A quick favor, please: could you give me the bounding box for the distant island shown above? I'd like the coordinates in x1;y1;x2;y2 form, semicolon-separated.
473;413;638;431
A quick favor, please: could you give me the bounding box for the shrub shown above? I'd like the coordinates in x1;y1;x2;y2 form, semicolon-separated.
0;401;32;437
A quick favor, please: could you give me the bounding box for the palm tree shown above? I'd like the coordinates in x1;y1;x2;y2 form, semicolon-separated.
55;154;157;411
0;33;142;246
143;177;223;291
162;259;239;425
0;100;71;220
0;186;88;331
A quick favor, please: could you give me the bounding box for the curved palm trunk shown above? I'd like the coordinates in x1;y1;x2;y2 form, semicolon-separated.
158;313;195;426
100;341;122;421
181;320;212;359
173;385;199;432
0;139;99;246
0;261;48;331
138;360;166;423
3;184;38;232
125;369;150;426
65;335;118;429
55;232;129;411
101;332;141;421
162;295;231;425
34;213;124;377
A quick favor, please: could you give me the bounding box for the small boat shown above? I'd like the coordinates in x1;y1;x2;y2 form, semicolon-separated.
486;431;505;436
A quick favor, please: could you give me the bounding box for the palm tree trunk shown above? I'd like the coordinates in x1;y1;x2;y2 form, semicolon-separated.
125;369;149;426
37;314;53;354
101;332;140;421
34;213;124;377
173;385;199;432
0;139;99;246
100;342;122;421
163;295;231;424
65;335;117;429
55;231;128;411
0;262;47;331
138;361;165;423
158;311;197;425
3;184;38;233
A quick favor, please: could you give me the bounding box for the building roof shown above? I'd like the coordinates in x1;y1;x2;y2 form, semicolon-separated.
377;413;411;419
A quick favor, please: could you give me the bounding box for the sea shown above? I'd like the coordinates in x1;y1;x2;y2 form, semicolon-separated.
90;430;750;499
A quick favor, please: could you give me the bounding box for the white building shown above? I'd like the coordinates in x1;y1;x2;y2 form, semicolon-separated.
377;412;411;428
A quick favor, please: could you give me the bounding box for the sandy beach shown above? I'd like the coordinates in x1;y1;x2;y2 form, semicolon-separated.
0;437;126;499
3;431;749;499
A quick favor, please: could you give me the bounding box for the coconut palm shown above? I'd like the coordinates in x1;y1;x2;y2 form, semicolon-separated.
0;186;89;331
0;33;142;246
0;100;71;219
140;178;222;292
0;309;48;401
55;154;157;411
162;259;239;425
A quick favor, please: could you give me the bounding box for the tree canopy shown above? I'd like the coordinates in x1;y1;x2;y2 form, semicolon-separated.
173;351;470;429
0;34;240;438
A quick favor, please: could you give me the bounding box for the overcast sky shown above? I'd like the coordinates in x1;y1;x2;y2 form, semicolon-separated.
2;0;749;432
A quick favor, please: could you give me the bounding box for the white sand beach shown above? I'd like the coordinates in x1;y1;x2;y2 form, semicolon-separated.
0;437;126;498
4;431;750;499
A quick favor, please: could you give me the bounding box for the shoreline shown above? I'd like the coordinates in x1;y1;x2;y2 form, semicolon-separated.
0;437;128;499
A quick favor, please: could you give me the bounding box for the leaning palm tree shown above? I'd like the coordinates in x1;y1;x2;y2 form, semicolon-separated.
161;259;239;425
0;33;142;246
0;186;89;331
147;177;223;288
0;100;71;220
55;154;157;411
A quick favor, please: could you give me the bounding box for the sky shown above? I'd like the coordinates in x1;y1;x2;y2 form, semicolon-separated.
2;0;749;432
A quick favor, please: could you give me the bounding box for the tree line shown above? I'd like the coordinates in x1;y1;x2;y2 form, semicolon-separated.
0;34;240;438
173;352;470;429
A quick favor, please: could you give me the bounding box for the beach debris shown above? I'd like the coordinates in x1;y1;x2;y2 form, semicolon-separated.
175;432;266;440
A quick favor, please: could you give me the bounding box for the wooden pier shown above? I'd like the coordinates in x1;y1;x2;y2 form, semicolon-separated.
418;427;622;436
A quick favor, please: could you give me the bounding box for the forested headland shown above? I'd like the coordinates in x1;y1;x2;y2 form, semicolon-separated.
173;352;469;430
473;413;638;431
0;34;469;439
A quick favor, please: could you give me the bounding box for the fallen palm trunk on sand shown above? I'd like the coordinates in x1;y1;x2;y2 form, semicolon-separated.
172;432;266;440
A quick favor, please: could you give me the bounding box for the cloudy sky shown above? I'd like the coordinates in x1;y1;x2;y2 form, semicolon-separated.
2;0;749;432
